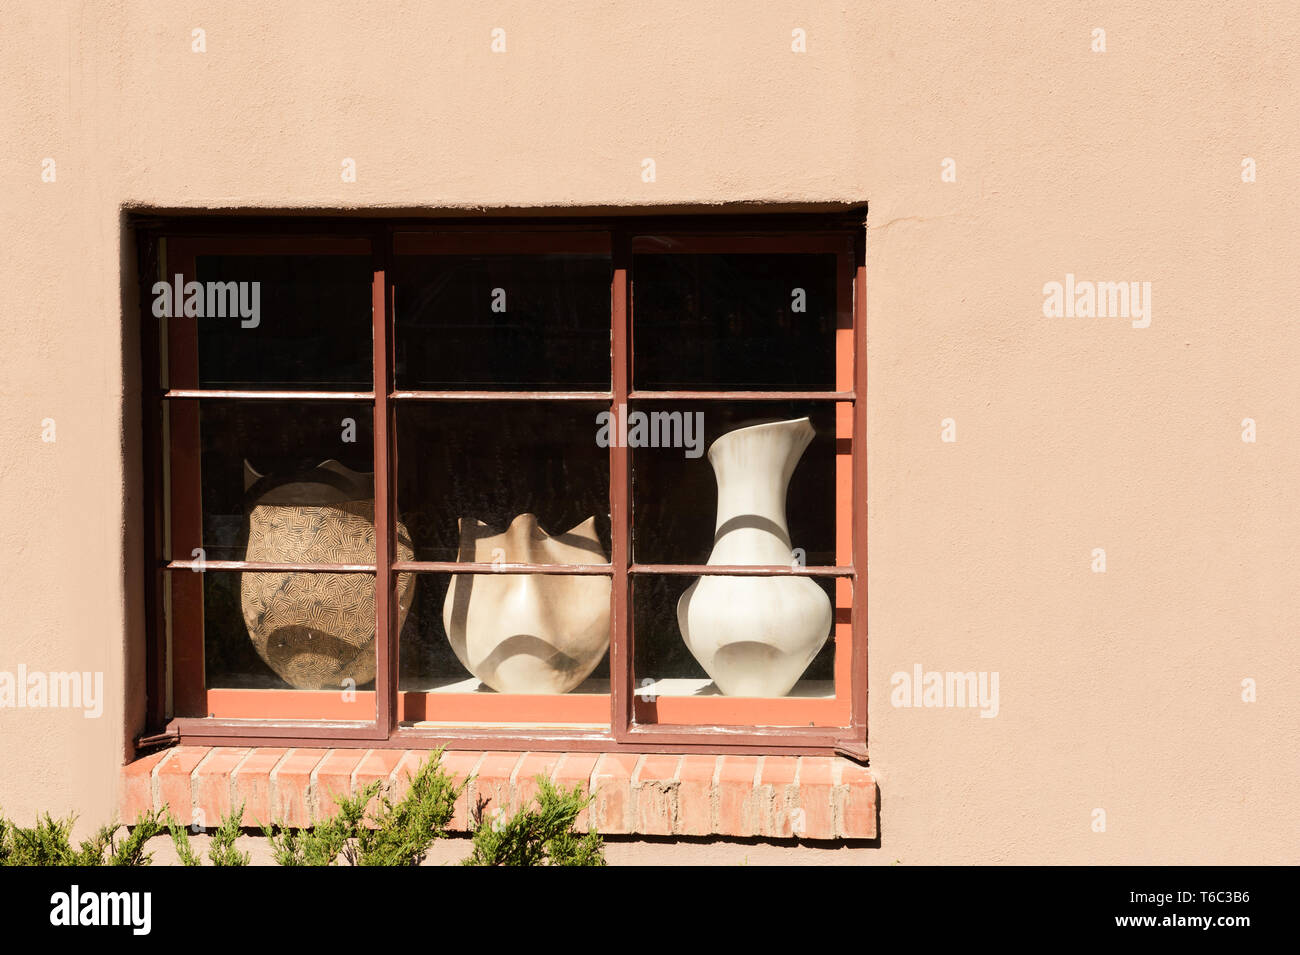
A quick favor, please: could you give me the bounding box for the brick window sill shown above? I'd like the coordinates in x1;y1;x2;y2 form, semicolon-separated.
121;746;877;841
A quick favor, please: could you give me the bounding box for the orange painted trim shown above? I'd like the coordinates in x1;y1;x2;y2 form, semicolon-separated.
833;579;853;706
207;689;610;725
206;688;377;721
646;694;850;727
207;687;848;729
399;691;610;725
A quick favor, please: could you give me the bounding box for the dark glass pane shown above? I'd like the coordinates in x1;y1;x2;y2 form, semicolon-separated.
632;573;836;699
186;254;372;389
632;253;838;390
394;401;610;563
180;399;374;561
630;401;837;566
393;254;611;389
200;570;378;694
399;573;610;698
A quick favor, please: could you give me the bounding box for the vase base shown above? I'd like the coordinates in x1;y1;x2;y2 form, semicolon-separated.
474;634;596;695
705;641;811;698
261;626;374;690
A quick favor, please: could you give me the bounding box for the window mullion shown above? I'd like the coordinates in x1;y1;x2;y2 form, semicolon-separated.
373;234;396;736
610;233;632;740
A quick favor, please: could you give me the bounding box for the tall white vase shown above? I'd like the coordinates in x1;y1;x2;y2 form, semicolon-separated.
676;418;832;697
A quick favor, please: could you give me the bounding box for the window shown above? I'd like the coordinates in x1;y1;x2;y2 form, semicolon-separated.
137;215;866;756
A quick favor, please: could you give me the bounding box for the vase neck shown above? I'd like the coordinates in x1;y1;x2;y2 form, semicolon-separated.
706;419;813;565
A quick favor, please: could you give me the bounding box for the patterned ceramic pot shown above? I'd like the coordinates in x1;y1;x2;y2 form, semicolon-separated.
240;460;414;690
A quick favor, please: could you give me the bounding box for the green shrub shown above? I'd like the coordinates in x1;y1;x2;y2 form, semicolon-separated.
1;750;605;867
207;803;251;866
0;808;164;866
165;804;250;866
164;812;203;867
263;747;462;866
461;776;606;867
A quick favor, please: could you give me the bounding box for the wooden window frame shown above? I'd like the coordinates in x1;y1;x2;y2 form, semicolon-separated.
136;213;868;760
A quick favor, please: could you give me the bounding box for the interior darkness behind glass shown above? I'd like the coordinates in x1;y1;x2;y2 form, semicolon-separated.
194;255;373;389
394;254;611;390
632;252;837;390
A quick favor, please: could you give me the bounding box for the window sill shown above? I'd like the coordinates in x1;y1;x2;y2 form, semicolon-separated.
121;746;877;841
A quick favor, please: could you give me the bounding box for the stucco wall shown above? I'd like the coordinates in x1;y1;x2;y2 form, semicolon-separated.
1;1;1295;863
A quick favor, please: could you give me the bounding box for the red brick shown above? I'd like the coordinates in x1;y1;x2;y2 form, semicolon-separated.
428;751;484;832
715;755;761;837
154;746;212;827
551;753;600;830
759;756;801;838
311;749;365;820
632;755;681;836
127;745;876;843
834;760;877;839
120;749;170;825
513;752;564;811
676;755;718;836
471;752;523;828
193;748;251;828
552;752;599;790
270;748;328;828
229;748;288;828
796;756;836;839
352;748;405;822
590;753;639;834
354;748;405;791
385;751;425;803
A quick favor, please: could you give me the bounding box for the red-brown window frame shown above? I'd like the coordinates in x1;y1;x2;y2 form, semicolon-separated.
136;213;868;760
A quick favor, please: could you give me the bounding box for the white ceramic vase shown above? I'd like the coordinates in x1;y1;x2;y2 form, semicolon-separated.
676;418;832;697
442;513;611;694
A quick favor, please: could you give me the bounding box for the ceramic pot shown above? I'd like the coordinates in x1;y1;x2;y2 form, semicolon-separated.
676;418;832;697
443;513;610;694
240;460;414;690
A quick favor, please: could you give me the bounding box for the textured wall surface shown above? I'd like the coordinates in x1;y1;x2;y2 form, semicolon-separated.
0;1;1295;863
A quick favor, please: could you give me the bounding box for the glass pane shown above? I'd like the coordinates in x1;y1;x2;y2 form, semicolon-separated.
393;253;611;389
633;573;837;702
394;401;610;563
167;569;376;720
174;254;373;390
400;573;611;723
630;401;837;566
170;399;375;562
199;570;378;691
632;252;838;390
